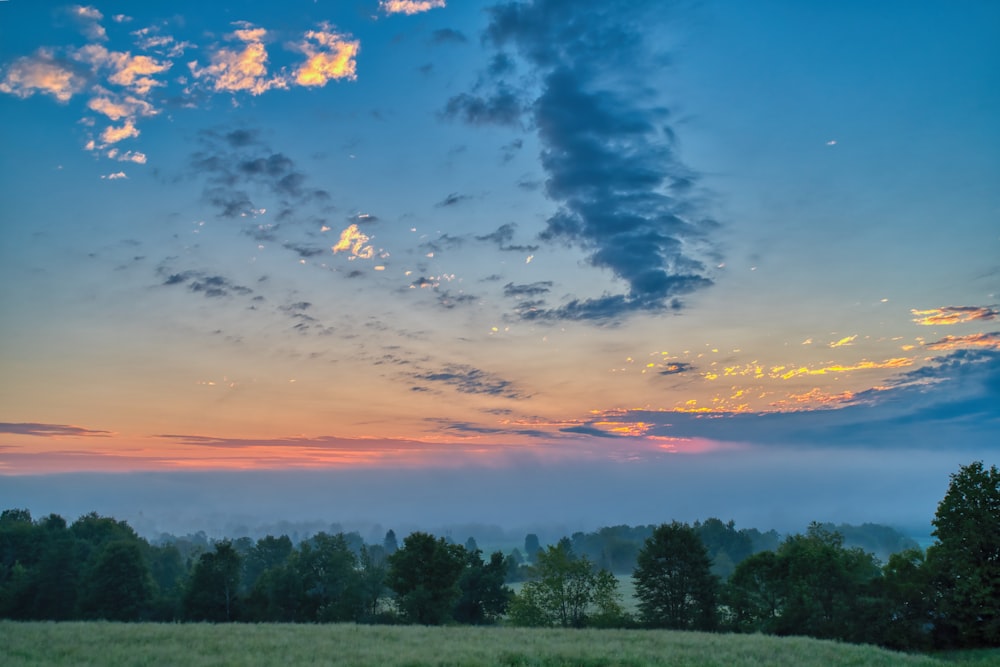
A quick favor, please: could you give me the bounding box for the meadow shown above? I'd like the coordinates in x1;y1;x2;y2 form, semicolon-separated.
2;622;996;667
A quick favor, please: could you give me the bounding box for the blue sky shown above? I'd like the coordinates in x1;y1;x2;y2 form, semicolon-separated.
0;0;997;534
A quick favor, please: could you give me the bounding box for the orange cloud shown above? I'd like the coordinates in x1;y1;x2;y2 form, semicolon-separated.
381;0;446;15
100;119;139;144
0;50;85;102
911;306;998;326
190;25;288;96
87;93;156;121
925;332;1000;351
292;27;360;86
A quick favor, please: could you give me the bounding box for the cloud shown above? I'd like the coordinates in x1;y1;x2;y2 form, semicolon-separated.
435;192;469;207
0;50;87;102
161;270;253;299
925;332;1000;351
101;171;127;180
658;362;694;376
189;24;287;96
87;93;156;121
443;87;523;126
291;25;360;86
432;29;468;44
192;128;330;220
100;119;140;144
380;0;447;16
0;422;111;437
436;290;478;309
450;0;719;321
69;5;108;41
911;306;999;326
475;223;538;252
503;281;552;298
414;364;524;399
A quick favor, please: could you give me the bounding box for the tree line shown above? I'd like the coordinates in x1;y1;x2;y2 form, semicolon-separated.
0;461;996;650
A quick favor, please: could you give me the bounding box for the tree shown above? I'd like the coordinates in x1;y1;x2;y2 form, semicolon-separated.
453;549;511;624
383;529;398;556
358;544;390;620
927;461;1000;647
296;532;362;622
78;540;153;620
508;541;617;628
633;522;718;630
724;549;784;633
387;532;466;625
184;540;242;621
524;534;541;562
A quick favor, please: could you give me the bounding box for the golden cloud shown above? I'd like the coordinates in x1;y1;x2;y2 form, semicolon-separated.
87;93;156;121
924;332;1000;351
380;0;446;16
332;224;374;259
190;26;287;96
292;28;360;86
911;306;999;326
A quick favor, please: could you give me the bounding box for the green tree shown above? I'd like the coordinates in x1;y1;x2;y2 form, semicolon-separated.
927;461;1000;647
876;547;934;650
296;532;362;622
724;549;784;633
453;549;511;624
358;544;390;620
509;541;618;628
633;522;718;630
78;540;153;620
387;532;466;625
184;540;242;621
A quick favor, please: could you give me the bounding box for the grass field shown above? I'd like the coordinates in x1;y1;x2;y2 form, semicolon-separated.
3;622;997;667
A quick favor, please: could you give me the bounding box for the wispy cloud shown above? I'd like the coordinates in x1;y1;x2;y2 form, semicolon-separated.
160;269;253;299
925;332;1000;351
911;305;998;326
414;364;524;399
503;281;552;298
0;422;111;438
475;223;538;252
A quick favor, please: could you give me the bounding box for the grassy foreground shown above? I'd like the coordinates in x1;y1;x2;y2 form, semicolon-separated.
3;622;993;667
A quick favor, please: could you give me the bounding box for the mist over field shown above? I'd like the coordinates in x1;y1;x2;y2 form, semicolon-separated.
0;447;962;543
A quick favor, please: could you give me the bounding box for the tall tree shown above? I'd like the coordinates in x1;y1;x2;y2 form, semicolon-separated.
453;549;511;624
184;540;242;621
927;460;1000;647
633;522;718;630
387;532;466;625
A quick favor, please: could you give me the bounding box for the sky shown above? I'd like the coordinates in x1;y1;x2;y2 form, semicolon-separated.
1;0;998;537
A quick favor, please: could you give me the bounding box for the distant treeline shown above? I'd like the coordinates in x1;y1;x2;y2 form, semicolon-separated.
0;461;996;651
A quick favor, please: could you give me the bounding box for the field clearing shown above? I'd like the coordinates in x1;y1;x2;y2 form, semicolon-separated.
2;621;993;667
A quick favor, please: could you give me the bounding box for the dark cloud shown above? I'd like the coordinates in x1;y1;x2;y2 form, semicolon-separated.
453;0;719;321
411;276;436;288
414;364;524;399
443;86;524;126
283;242;326;258
160;270;253;299
0;423;111;438
192;128;331;220
437;290;478;309
476;222;539;252
435;192;470;208
658;362;694;375
420;233;465;255
431;28;468;44
560;425;622;438
503;281;553;298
